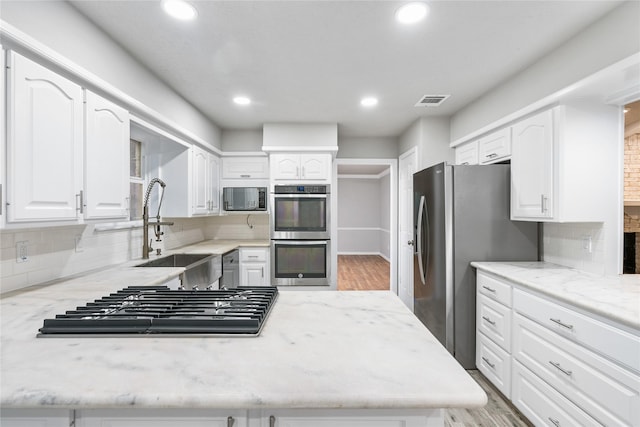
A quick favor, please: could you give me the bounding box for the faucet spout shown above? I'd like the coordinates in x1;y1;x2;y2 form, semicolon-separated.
142;178;170;259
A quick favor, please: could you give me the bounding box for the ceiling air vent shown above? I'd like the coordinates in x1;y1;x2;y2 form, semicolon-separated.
415;95;450;107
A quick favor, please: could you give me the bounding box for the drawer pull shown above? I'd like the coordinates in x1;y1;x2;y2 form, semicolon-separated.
482;285;496;293
486;153;498;159
548;416;560;427
481;356;495;369
482;315;496;325
227;416;235;427
549;361;573;377
549;318;574;330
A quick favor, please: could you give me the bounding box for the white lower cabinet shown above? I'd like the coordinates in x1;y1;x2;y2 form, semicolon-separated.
0;409;70;427
261;409;443;427
240;247;270;286
2;409;444;427
512;360;600;426
76;409;247;427
476;270;640;427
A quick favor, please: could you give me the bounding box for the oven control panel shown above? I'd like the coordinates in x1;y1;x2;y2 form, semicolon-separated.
274;185;329;194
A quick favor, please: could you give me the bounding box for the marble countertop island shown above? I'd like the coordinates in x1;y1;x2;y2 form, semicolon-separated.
0;257;486;410
471;261;640;330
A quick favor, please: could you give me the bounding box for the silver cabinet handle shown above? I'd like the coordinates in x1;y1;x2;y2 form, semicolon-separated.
301;166;306;177
227;416;234;427
481;356;495;369
482;315;496;325
549;361;573;377
76;190;84;214
261;266;264;278
548;416;560;427
550;318;574;330
482;285;496;293
486;152;498;159
269;415;276;427
541;194;548;213
240;174;250;178
461;162;469;165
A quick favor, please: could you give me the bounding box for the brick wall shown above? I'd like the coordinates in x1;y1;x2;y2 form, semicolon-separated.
624;133;640;202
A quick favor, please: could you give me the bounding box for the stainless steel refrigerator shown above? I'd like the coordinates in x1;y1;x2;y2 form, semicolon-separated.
413;162;538;369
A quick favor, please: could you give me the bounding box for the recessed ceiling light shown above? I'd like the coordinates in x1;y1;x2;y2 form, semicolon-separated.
162;0;197;21
233;96;251;106
361;97;378;107
395;2;429;24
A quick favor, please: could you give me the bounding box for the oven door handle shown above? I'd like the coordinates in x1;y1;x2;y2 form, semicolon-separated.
271;193;328;199
272;240;329;245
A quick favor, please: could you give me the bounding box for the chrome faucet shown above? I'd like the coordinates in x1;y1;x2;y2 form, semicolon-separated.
142;178;174;259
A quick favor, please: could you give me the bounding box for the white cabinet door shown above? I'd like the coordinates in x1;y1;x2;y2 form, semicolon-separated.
7;52;83;222
192;147;220;215
478;128;511;164
261;410;438;427
221;156;269;179
299;154;331;180
209;154;220;213
0;409;70;427
84;90;129;219
270;154;300;180
510;110;553;220
77;409;247;427
192;146;209;215
241;263;266;286
454;141;479;165
271;154;331;181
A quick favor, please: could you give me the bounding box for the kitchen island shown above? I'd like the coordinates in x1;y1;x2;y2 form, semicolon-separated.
0;252;486;426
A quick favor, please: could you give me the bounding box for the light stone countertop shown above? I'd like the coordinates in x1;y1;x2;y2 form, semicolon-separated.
0;253;486;410
471;261;640;330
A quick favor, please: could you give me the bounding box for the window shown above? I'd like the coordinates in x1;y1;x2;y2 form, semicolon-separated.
130;139;143;220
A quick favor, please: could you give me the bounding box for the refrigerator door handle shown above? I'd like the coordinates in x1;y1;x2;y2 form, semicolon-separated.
417;195;427;285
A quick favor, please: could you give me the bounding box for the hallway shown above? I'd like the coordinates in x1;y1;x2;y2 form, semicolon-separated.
337;255;390;291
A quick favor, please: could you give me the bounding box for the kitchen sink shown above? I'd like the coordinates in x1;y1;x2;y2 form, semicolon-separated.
136;253;212;268
136;253;222;289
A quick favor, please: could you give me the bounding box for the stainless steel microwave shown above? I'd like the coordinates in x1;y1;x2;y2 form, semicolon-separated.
223;187;267;211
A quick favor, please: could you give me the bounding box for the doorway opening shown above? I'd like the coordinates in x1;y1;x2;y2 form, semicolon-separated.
623;100;640;273
335;159;397;291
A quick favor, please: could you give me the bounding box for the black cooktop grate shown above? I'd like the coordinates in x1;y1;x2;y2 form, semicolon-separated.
38;286;278;336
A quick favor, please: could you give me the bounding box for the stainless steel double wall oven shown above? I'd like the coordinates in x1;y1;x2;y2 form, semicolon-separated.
270;185;330;286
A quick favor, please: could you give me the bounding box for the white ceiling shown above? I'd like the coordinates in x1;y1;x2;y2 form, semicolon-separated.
68;0;622;138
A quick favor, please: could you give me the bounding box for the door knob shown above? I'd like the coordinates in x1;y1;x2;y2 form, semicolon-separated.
408;240;414;246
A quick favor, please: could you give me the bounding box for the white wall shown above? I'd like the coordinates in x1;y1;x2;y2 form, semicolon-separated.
337;175;390;260
221;130;263;152
450;1;640;142
398;117;453;171
1;1;222;150
262;123;337;147
337;137;398;159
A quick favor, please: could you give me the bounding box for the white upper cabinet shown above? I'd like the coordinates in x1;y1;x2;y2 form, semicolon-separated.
270;153;332;182
455;141;479;165
84;90;130;219
511;110;554;220
221;156;268;179
478;127;511;164
511;104;616;222
192;146;219;215
7;52;84;222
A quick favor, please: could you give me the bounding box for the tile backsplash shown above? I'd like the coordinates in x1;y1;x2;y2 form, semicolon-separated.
542;222;605;275
0;214;269;294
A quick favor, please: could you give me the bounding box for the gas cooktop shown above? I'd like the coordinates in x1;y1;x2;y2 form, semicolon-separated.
38;286;278;336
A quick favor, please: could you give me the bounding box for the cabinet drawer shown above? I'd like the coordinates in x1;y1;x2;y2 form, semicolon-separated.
513;289;640;372
477;293;511;352
477;272;511;307
513;313;640;426
240;248;267;262
512;361;601;427
476;331;511;398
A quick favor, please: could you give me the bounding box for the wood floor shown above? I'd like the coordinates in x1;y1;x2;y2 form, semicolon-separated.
445;370;532;427
337;255;390;290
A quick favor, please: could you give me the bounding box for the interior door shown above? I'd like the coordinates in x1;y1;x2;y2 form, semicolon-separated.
398;148;417;309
